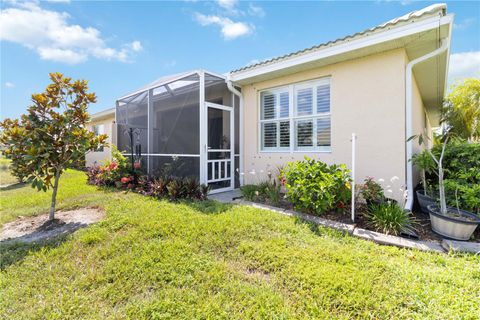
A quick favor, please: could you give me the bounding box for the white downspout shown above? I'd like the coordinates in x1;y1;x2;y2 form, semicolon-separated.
404;38;449;211
226;77;244;186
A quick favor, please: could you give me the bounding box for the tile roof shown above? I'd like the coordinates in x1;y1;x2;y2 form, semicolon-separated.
230;3;447;74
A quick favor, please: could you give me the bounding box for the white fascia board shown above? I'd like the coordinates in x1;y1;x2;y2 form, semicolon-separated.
230;14;454;83
91;108;115;121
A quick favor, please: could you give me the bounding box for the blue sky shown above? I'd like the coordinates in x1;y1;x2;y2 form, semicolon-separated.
1;0;479;119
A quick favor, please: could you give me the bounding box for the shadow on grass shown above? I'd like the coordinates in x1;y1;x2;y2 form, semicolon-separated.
0;219;93;270
293;217;325;237
0;234;70;270
184;200;233;215
293;216;350;240
0;182;25;191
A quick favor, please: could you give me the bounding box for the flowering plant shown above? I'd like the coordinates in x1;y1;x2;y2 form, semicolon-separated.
360;177;385;205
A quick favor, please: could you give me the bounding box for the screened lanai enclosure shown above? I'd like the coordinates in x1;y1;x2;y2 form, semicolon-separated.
116;70;241;193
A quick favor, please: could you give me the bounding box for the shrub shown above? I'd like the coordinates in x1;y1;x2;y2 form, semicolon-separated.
150;176;170;198
240;184;260;201
258;180;282;205
167;179;184;200
86;146;142;187
359;177;385;205
283;157;351;215
264;183;281;205
199;184;210;201
365;202;415;236
136;175;153;195
240;180;281;205
427;141;480;214
86;165;102;186
184;177;201;199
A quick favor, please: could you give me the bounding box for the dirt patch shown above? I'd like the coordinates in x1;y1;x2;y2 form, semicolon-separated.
0;208;105;243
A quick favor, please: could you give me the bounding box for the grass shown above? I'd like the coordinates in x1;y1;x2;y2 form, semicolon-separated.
1;170;479;319
0;158;18;186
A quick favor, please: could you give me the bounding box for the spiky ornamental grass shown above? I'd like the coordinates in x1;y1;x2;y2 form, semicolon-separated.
365;202;416;236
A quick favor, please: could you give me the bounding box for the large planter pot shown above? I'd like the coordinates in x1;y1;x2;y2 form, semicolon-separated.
427;204;480;241
416;190;437;214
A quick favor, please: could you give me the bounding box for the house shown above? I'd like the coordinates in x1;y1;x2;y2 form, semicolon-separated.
86;107;115;167
86;3;453;209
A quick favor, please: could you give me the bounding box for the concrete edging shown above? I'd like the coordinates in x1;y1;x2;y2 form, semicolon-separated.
234;199;456;253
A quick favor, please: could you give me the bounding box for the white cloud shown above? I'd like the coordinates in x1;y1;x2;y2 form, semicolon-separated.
195;13;253;40
217;0;237;10
129;40;143;52
448;51;480;84
454;18;475;30
0;2;142;64
375;0;412;5
37;47;87;64
248;4;265;18
5;82;15;88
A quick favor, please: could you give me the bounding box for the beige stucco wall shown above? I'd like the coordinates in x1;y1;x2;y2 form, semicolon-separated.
85;116;115;167
241;48;409;201
411;74;427;187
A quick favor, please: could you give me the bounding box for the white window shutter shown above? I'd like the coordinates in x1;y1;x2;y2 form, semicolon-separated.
262;122;277;148
316;84;330;113
296;87;313;116
261;93;275;120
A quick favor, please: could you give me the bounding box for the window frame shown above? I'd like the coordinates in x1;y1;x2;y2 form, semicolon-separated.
259;86;291;152
258;77;331;153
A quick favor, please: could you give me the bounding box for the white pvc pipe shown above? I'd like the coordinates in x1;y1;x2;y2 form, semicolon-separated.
351;133;356;222
404;38;449;211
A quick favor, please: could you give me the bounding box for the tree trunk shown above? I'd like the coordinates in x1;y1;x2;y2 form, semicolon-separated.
438;137;449;215
422;170;427;197
49;169;61;221
438;164;447;215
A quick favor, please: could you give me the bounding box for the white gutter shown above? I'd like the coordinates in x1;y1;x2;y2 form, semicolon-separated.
404;37;449;211
226;77;244;186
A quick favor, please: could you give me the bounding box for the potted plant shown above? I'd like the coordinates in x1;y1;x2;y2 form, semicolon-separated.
411;150;436;213
409;132;480;240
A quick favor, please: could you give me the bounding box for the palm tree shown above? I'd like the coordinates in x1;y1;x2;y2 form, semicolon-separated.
442;78;480;142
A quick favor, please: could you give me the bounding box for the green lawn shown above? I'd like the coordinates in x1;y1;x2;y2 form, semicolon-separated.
0;158;18;186
1;170;479;319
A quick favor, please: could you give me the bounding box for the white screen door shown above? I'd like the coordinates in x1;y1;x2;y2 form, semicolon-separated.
206;102;234;193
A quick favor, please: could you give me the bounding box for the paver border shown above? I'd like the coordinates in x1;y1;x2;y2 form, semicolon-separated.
234;199;478;254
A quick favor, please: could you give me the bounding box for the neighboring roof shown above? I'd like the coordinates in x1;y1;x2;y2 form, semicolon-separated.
231;3;447;74
90;107;115;121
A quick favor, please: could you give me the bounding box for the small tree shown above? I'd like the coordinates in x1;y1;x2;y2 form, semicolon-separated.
442;78;480;142
411;150;435;196
0;73;107;221
408;131;450;215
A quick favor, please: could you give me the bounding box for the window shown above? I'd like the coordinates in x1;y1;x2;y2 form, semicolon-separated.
260;78;331;152
260;89;290;150
93;124;105;152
